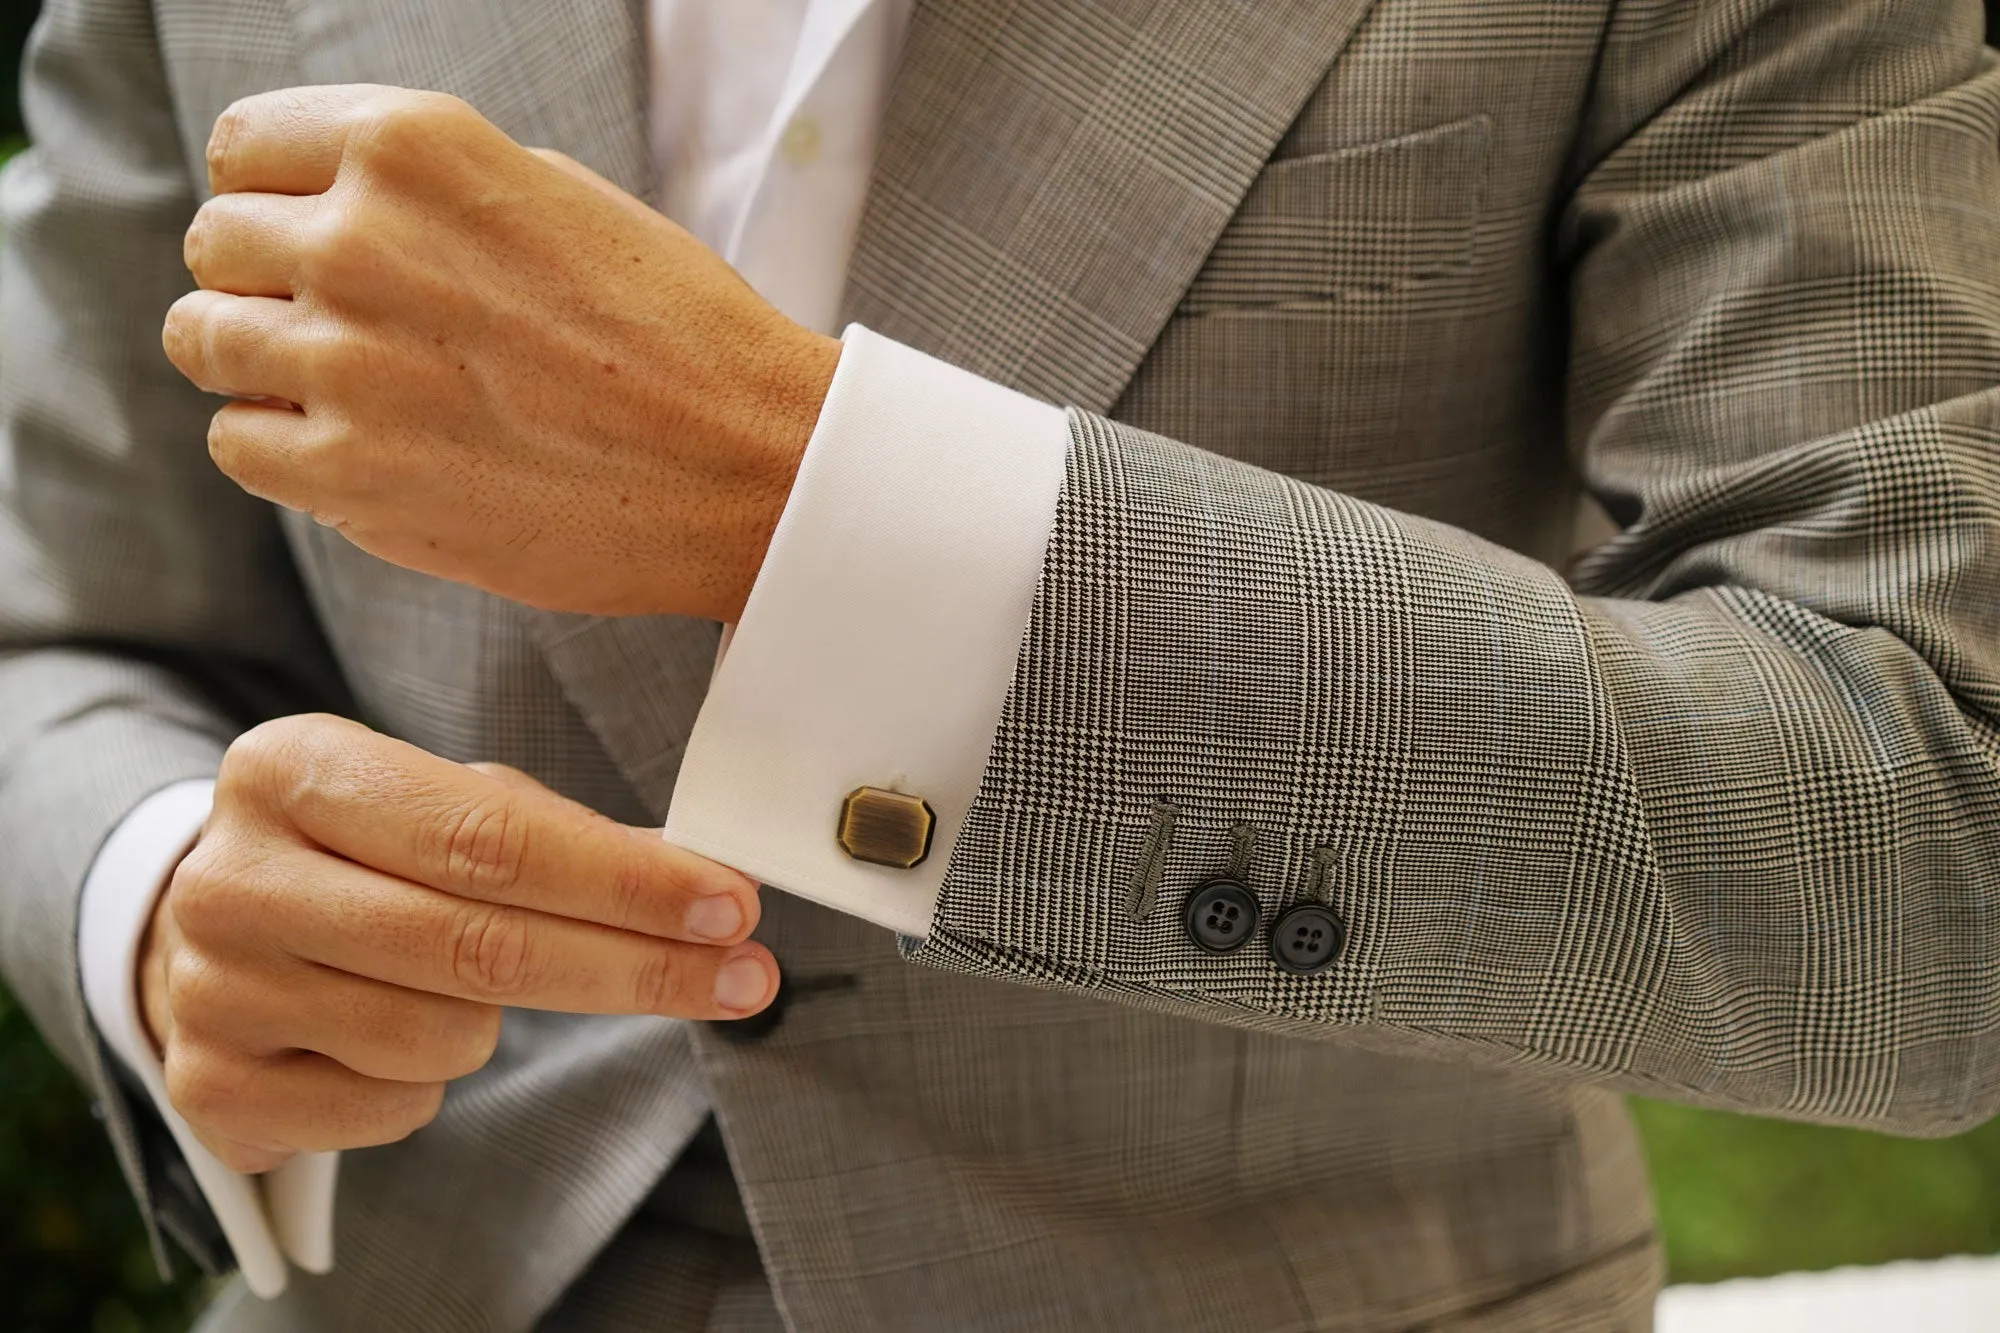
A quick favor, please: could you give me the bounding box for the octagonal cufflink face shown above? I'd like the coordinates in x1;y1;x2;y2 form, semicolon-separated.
837;787;935;869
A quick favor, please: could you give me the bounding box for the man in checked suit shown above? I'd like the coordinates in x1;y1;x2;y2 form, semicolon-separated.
6;0;2000;1327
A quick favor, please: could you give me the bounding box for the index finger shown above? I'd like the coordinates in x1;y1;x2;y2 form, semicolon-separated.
206;84;399;196
252;719;760;945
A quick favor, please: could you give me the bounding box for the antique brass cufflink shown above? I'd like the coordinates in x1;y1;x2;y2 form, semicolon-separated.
837;787;935;868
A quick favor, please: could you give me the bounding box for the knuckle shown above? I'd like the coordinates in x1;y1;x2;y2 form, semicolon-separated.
196;301;252;376
166;842;249;940
605;857;649;933
298;204;386;294
631;943;682;1016
219;730;293;818
166;836;223;903
222;713;355;822
160;948;225;1028
206;102;247;182
163;1044;241;1126
409;91;477;130
343;104;408;169
446;903;536;998
347;92;468;173
439;797;528;895
222;715;307;789
206;407;257;487
161;295;207;374
292;205;350;285
182;208;213;278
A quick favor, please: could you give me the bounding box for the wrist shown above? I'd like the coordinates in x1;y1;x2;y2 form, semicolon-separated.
703;323;841;624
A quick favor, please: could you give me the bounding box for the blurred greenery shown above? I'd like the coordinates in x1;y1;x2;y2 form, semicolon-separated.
1635;1098;2000;1284
2;0;32;142
1;983;208;1333
7;1;2000;1329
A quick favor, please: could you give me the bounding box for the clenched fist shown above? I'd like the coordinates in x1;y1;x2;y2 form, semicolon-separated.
162;83;841;622
138;714;774;1174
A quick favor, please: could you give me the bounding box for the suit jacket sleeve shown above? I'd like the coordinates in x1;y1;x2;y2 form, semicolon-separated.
909;0;2000;1138
0;0;346;1264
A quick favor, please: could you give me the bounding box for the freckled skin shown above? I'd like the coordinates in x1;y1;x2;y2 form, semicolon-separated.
136;716;774;1174
163;84;842;623
143;88;808;1171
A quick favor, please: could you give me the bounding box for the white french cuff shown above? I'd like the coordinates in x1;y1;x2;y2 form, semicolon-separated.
77;778;339;1299
665;325;1070;936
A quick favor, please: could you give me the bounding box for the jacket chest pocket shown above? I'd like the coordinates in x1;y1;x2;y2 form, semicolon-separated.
1179;114;1494;313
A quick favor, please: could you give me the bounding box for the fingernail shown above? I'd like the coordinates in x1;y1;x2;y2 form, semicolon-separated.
713;954;772;1012
685;894;745;942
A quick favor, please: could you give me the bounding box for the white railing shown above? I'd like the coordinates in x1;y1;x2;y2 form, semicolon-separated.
1657;1254;2000;1330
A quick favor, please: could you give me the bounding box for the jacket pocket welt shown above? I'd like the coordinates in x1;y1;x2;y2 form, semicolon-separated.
1180;114;1493;313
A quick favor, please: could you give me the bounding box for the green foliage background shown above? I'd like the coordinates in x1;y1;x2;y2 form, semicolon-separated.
5;1;2000;1328
0;0;31;144
1;987;209;1332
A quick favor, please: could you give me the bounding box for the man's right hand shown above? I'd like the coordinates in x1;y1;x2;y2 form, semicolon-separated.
136;713;774;1173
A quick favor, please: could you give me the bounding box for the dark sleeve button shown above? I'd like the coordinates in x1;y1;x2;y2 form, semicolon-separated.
1184;879;1260;954
1270;902;1346;974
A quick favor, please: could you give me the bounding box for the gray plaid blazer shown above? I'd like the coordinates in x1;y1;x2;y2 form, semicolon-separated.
6;0;2000;1327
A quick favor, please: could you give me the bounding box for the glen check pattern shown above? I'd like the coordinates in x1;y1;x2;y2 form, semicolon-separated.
920;0;2000;1137
4;0;1997;1329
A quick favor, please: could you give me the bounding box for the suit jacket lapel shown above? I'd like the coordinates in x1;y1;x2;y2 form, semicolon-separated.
841;0;1379;412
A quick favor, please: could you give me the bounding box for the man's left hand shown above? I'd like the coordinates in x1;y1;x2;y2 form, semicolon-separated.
163;84;841;622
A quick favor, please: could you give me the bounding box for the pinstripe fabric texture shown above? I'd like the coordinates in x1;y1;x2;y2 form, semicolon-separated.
4;0;1995;1328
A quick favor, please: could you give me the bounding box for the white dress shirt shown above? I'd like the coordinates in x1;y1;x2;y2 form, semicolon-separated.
75;0;1069;1298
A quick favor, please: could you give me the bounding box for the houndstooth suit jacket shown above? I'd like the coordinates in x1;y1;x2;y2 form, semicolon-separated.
5;0;2000;1328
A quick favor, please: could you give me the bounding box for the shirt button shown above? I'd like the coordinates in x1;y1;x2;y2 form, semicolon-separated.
1270;902;1346;974
780;115;823;167
1184;879;1260;954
